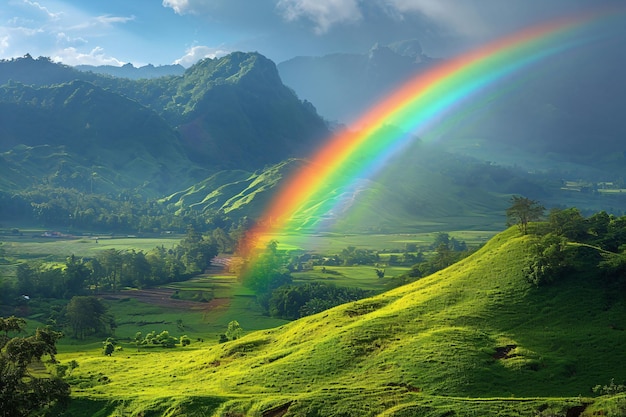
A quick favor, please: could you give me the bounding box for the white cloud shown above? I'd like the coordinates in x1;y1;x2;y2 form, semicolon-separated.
96;15;136;26
53;46;125;66
276;0;362;34
0;35;9;54
55;32;87;47
174;45;230;67
162;0;191;15
69;14;135;31
22;0;62;20
274;0;488;37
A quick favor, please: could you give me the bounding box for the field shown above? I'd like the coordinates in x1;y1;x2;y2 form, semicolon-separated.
268;230;496;253
37;226;626;416
23;227;626;416
1;228;494;345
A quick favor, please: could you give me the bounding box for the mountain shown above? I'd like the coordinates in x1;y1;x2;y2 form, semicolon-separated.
2;49;625;233
278;40;436;125
0;80;203;196
51;226;626;416
75;63;185;79
87;52;330;170
0;54;98;86
0;52;330;199
278;39;626;176
170;53;329;169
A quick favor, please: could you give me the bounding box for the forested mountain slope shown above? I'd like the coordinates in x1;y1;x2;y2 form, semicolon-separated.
0;80;200;196
0;53;329;198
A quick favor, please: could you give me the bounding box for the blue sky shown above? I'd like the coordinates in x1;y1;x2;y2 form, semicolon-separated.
0;0;620;67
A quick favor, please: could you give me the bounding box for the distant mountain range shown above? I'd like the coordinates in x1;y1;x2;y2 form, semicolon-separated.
75;62;185;79
278;39;435;125
278;39;626;177
1;47;626;232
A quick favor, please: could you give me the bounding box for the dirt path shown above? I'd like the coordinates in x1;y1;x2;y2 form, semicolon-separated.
102;288;229;312
100;256;236;312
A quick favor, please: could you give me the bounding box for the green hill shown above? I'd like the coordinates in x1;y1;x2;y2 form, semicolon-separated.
52;227;626;416
161;159;306;220
0;80;204;196
161;142;551;235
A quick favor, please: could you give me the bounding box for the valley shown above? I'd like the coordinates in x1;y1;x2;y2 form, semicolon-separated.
3;223;624;416
2;19;626;416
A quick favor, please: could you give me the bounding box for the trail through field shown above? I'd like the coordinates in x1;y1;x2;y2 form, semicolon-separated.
102;256;236;313
103;288;229;312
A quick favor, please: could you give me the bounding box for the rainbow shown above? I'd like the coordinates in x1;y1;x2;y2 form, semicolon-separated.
241;7;623;256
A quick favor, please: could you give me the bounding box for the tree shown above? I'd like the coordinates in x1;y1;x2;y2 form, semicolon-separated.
179;335;191;347
102;338;115;356
212;227;234;253
243;240;292;294
97;249;123;291
63;254;90;297
523;234;572;286
65;296;112;339
0;319;70;417
506;196;544;234
0;316;26;347
178;226;218;275
132;331;144;351
155;330;178;348
225;320;243;341
548;207;586;240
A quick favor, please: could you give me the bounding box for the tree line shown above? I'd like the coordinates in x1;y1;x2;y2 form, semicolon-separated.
7;227;218;301
0;185;250;237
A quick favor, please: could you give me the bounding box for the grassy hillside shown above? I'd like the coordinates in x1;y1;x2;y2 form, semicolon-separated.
50;226;626;416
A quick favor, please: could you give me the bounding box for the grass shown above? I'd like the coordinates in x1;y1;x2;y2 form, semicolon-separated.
268;230;496;254
292;265;409;292
0;233;181;264
41;226;626;416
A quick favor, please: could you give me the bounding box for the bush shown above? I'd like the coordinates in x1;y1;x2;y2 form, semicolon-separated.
593;379;626;396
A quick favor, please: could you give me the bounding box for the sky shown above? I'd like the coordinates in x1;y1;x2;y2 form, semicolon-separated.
0;0;621;67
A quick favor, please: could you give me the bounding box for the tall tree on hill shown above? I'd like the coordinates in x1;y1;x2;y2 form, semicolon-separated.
506;196;544;235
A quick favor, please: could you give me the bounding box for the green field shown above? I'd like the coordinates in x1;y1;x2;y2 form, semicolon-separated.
0;234;181;261
5;227;626;416
261;230;496;253
34;226;625;416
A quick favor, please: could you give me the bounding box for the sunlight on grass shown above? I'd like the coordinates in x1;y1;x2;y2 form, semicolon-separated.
11;228;625;416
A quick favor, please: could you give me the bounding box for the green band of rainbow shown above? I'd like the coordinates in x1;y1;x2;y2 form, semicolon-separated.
242;6;624;255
